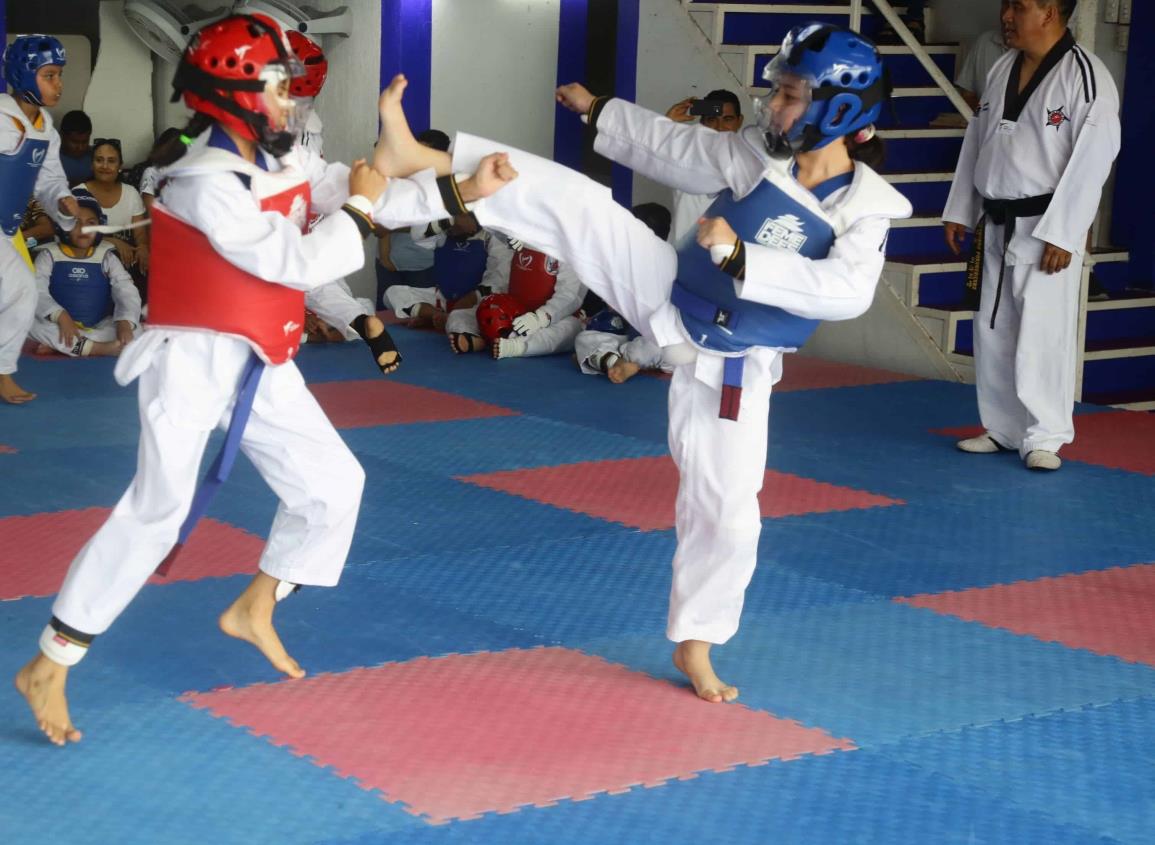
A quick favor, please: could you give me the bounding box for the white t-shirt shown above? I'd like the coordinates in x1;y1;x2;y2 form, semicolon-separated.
139;166;160;197
956;29;1009;98
86;182;146;227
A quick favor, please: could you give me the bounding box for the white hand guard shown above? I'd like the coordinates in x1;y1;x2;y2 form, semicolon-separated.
512;308;550;336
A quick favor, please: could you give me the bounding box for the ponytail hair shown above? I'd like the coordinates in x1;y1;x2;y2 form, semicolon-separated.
845;124;885;170
151;113;214;167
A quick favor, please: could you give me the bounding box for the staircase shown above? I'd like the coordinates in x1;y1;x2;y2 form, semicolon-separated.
680;0;1151;409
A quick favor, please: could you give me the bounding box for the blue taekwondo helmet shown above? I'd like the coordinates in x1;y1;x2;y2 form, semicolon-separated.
56;188;108;246
755;23;888;158
3;34;67;106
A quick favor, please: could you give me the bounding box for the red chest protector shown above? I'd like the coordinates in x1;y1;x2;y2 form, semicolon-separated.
148;167;311;365
508;246;559;312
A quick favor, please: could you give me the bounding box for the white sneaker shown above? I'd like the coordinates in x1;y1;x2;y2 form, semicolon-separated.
957;434;1007;454
1025;450;1062;471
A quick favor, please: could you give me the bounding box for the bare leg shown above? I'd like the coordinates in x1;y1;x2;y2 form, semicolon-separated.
14;655;81;745
405;302;436;329
0;372;36;403
373;75;452;178
86;339;123;357
218;572;305;679
672;640;738;703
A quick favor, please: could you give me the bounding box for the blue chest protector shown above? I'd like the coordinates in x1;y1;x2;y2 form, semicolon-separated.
48;250;113;326
0;135;50;236
671;174;850;354
585;307;638;339
433;237;488;301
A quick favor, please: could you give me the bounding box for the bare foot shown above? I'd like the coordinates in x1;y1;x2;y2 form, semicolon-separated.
86;340;123;357
672;640;738;703
219;572;306;679
374;74;452;178
607;359;641;384
0;373;36;404
15;654;82;745
405;303;435;329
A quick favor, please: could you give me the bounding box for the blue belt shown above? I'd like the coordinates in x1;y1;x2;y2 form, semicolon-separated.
156;353;265;576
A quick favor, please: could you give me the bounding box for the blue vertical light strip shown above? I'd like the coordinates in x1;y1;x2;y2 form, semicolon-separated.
1112;0;1152;287
379;0;433;134
554;0;589;172
611;0;640;206
1;0;7;94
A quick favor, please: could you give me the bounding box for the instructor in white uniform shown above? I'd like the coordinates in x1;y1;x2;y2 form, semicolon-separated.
944;0;1120;471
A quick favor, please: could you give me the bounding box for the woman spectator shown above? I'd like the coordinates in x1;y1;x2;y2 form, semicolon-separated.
81;139;150;275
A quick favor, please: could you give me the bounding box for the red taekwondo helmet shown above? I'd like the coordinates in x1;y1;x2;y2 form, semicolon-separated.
286;30;327;98
476;293;527;343
171;13;305;156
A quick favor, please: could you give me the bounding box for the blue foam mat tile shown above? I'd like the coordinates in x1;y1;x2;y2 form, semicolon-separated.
2;354;123;400
350;452;632;558
581;602;1155;746
321;749;1122;845
756;497;1155;598
0;444;138;515
359;531;677;642
0;696;421;845
0;393;140;451
68;569;544;696
877;697;1155;844
340;414;667;477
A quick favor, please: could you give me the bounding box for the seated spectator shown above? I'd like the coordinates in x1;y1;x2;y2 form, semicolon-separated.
27;191;140;357
385;213;506;350
302;280;401;374
373;129;450;308
574;203;674;383
135;127;182;211
82;139;150;286
58;110;93;186
19;199;56;253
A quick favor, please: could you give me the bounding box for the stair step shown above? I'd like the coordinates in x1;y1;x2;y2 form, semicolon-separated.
1079;387;1155;410
1082;355;1155;398
736;43;958;91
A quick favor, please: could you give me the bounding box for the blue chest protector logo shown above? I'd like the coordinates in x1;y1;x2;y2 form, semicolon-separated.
0;135;50;236
433;237;488;301
49;255;113;326
672;177;837;353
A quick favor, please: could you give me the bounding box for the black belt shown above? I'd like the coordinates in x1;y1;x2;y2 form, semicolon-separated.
965;193;1053;328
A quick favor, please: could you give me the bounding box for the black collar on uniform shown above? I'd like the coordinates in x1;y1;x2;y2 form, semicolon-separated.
1002;28;1075;123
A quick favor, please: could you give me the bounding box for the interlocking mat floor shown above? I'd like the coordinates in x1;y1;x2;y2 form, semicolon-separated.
3;324;1155;845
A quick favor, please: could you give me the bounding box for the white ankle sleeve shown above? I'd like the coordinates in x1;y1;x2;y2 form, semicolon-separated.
39;624;90;667
274;580;300;602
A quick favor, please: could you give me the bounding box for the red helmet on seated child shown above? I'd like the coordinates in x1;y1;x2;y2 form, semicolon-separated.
476;293;526;343
286;31;327;98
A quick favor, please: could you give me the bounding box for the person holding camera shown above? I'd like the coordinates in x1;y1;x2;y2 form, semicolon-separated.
664;89;744;242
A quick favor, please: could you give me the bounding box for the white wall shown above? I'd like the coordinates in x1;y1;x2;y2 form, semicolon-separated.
87;1;154;165
430;0;560;156
632;0;750;208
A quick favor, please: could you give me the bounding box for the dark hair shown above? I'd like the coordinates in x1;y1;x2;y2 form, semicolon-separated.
1039;0;1077;22
631;202;672;241
704;89;742;116
60;110;92;135
92;138;123;166
416;129;451;152
148;127;183;164
151;113;215;167
845;130;885;170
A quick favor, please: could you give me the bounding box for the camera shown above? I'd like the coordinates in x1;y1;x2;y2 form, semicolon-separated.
688;99;726;118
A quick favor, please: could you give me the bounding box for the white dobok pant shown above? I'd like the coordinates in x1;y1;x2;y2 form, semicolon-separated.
53;332;365;636
27;315;142;355
575;330;667;375
305;279;374;341
974;222;1083;456
454;133;778;644
0;237;36;376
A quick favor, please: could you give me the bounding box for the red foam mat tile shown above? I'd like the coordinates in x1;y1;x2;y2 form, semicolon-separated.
775;357;922;392
898;563;1155;665
309;380;518;429
937;411;1155;475
183;647;854;823
459;455;902;531
0;507;266;600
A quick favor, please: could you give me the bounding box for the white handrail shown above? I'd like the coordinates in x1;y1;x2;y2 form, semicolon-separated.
870;0;973;119
849;0;863;32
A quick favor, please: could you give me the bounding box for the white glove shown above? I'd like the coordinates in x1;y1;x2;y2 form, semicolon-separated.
512;308;550;337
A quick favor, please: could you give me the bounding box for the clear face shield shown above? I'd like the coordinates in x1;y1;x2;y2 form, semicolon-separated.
257;59;304;154
752;56;815;159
